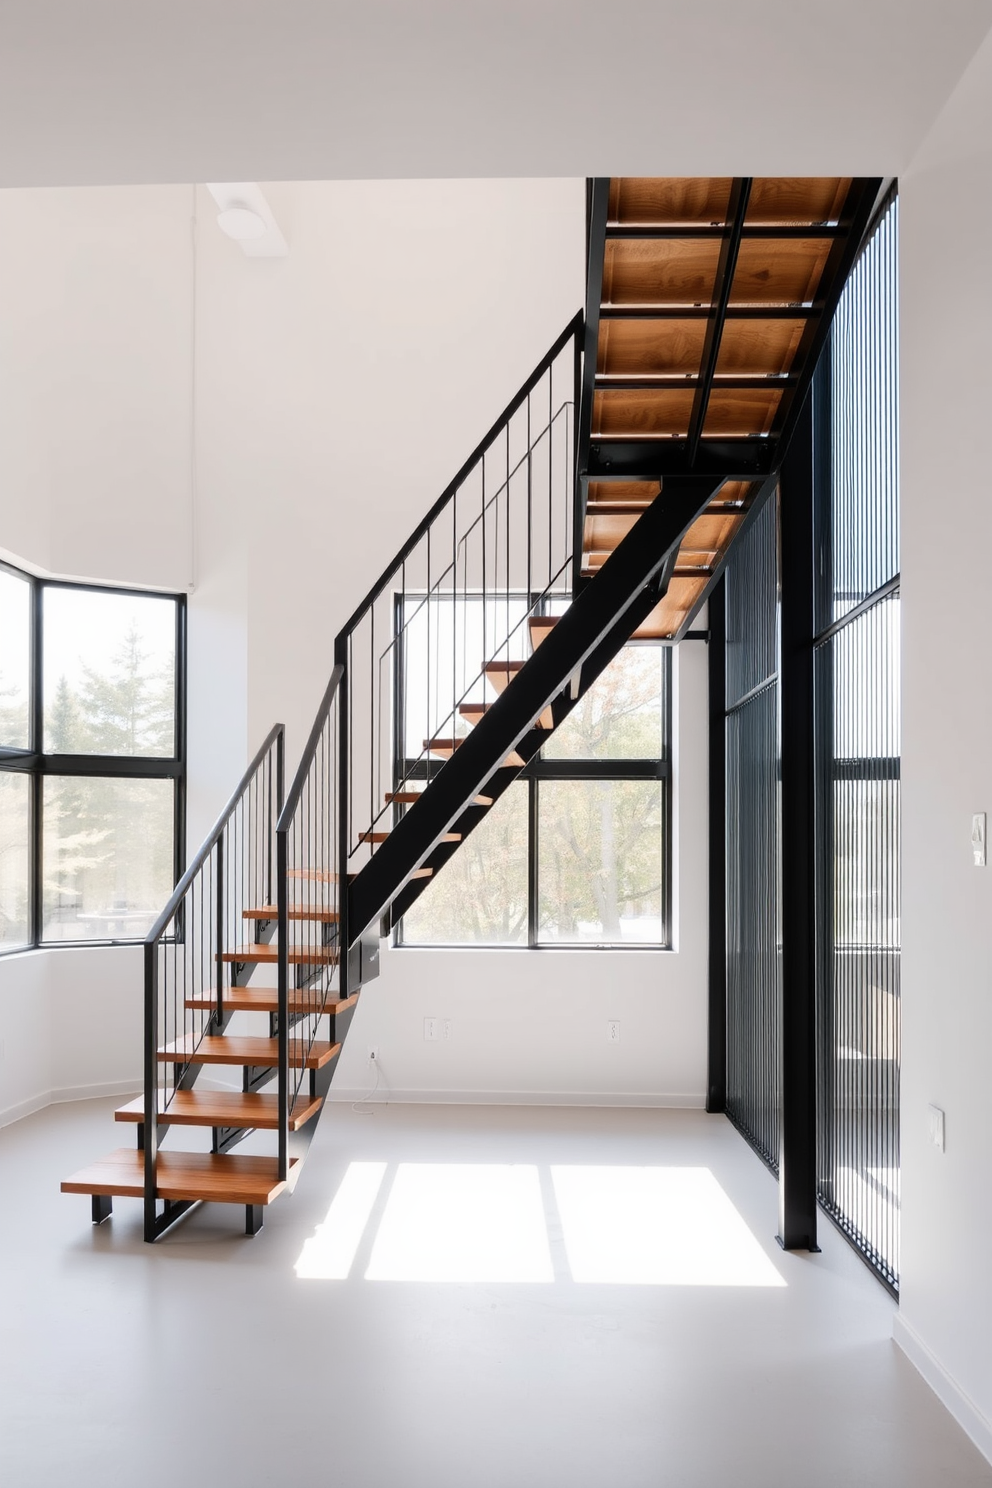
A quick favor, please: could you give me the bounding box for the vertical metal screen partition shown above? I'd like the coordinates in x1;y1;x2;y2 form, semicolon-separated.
724;493;781;1171
814;193;901;1291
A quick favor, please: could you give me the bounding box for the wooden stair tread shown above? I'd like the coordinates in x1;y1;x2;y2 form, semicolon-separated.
243;904;339;923
157;1035;341;1070
185;988;359;1016
219;943;338;965
528;616;560;648
361;830;460;844
461;699;553;731
484;660;526;692
425;736;525;769
62;1148;298;1206
386;790;493;807
114;1089;322;1132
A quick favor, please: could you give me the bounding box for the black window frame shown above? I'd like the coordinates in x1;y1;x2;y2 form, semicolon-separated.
392;588;672;951
0;556;186;953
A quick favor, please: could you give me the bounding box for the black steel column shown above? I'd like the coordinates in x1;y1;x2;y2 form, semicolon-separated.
777;393;819;1251
707;577;726;1113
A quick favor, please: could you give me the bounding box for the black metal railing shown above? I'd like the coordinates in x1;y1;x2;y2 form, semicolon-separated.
142;725;284;1240
275;668;344;1181
333;314;582;876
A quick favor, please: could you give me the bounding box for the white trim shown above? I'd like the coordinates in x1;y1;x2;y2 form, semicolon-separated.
325;1088;706;1108
0;1080;141;1129
50;1079;141;1106
0;1091;52;1128
893;1313;992;1466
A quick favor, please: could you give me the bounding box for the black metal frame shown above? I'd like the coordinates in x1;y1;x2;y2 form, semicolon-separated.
582;177;883;488
0;557;186;956
392;597;673;950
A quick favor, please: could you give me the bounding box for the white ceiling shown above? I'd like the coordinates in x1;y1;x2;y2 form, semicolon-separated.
1;1;991;186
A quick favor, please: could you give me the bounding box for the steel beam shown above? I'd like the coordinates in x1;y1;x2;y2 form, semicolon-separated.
777;391;819;1252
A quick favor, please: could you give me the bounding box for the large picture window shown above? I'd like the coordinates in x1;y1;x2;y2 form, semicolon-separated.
0;560;185;951
396;606;670;949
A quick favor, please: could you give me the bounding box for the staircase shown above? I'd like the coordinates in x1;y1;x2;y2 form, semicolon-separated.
62;175;882;1240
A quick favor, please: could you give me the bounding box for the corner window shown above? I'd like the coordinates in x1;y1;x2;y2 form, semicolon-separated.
0;561;185;951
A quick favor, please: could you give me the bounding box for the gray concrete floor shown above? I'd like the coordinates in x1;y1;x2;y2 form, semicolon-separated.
2;1097;990;1488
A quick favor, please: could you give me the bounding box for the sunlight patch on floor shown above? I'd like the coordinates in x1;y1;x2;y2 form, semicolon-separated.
366;1163;554;1283
295;1161;786;1287
295;1161;387;1279
551;1165;786;1287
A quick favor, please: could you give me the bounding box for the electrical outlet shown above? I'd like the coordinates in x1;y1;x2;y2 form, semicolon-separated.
607;1019;621;1043
442;1019;452;1041
928;1104;945;1151
367;1046;379;1065
424;1017;440;1041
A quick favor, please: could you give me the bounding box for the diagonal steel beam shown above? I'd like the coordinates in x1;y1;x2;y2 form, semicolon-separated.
348;477;721;941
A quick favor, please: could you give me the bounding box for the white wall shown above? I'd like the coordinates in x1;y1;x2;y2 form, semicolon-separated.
333;644;710;1105
0;176;711;1121
895;25;992;1462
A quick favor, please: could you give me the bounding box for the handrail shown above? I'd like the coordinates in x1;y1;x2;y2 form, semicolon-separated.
276;668;346;1182
145;722;286;945
336;310;583;641
143;722;285;1241
278;669;343;832
332;314;582;864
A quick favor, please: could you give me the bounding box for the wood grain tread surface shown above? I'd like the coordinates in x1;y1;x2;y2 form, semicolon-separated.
61;1148;298;1205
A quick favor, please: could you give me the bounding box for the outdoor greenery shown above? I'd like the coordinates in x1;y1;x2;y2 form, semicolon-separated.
0;589;178;947
401;645;666;946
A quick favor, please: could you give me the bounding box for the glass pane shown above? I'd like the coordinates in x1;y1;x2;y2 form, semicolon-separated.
0;773;30;947
538;779;664;944
44;588;177;757
401;784;528;945
542;646;663;760
0;568;31;749
42;776;174;941
400;594;530;761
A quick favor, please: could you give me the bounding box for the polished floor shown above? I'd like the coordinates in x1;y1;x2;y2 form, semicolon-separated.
2;1097;990;1488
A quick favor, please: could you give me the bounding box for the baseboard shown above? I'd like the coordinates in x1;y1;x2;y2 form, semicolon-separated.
325;1087;707;1108
893;1313;992;1466
0;1090;52;1129
0;1080;141;1129
50;1079;141;1106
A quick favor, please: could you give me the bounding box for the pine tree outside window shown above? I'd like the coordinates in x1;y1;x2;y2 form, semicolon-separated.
0;560;185;952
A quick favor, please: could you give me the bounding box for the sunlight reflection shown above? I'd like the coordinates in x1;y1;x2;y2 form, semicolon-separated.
551;1166;786;1287
295;1161;786;1287
365;1164;554;1283
295;1161;387;1280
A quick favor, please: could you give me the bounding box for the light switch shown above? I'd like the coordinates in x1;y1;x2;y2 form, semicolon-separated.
973;813;987;867
928;1104;945;1152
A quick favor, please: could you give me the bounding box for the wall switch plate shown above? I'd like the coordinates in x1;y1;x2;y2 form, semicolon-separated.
607;1020;621;1043
442;1019;452;1040
424;1017;439;1041
928;1103;945;1151
973;813;987;866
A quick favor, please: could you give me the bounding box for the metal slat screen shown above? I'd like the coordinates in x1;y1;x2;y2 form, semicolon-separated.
814;194;900;1290
724;494;781;1170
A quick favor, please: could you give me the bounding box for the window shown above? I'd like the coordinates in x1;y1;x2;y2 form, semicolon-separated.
397;607;670;948
0;560;185;951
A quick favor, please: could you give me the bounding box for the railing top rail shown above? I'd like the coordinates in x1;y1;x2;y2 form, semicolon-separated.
277;665;344;833
334;310;583;644
145;722;284;946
